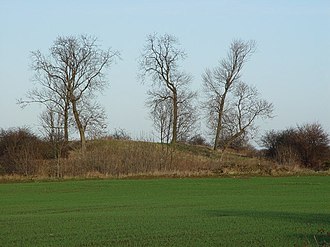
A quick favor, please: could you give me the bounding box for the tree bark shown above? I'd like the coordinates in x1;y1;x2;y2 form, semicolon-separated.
171;90;178;145
63;104;69;143
71;99;86;152
213;90;228;150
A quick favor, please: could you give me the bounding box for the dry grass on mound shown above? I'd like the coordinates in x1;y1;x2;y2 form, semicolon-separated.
1;139;325;182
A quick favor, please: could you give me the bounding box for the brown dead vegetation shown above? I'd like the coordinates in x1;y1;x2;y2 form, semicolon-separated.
1;137;326;182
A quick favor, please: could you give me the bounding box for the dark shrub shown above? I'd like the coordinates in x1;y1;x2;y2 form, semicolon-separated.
111;128;132;141
188;134;209;146
261;123;329;170
0;127;45;175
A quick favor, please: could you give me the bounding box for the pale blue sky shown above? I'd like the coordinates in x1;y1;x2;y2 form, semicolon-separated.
0;0;329;141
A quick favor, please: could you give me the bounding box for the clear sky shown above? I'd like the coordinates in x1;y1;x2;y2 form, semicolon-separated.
0;0;329;142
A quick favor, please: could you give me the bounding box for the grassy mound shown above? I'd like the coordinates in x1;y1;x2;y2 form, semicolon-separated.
1;139;322;181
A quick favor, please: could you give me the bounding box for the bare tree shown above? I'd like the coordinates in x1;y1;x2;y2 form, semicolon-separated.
20;35;119;151
220;82;273;152
176;90;198;142
202;39;257;150
147;88;198;144
20;61;71;142
77;98;108;140
139;33;196;145
40;105;66;177
148;93;172;144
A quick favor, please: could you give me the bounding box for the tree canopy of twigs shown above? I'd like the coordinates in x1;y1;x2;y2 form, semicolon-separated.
19;35;120;151
203;39;273;151
139;33;197;145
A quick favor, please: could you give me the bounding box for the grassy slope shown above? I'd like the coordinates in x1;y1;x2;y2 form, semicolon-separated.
1;176;329;246
71;139;314;178
0;139;322;180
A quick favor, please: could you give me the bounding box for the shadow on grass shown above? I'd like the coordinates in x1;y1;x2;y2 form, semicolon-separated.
206;209;330;245
206;209;330;225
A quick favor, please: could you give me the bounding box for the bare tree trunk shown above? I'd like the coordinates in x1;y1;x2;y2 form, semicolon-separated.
213;90;228;150
171;91;178;145
71;100;86;152
63;105;69;143
213;114;222;150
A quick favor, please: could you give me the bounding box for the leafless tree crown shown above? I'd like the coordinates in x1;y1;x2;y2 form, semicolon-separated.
139;33;197;144
20;35;119;151
203;39;272;151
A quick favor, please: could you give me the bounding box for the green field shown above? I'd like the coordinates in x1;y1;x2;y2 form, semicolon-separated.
1;176;329;246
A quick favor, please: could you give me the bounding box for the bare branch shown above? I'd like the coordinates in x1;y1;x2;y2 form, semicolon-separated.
203;39;273;150
139;33;195;144
20;35;119;150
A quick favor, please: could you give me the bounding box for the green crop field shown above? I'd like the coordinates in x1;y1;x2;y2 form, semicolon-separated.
0;176;329;246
